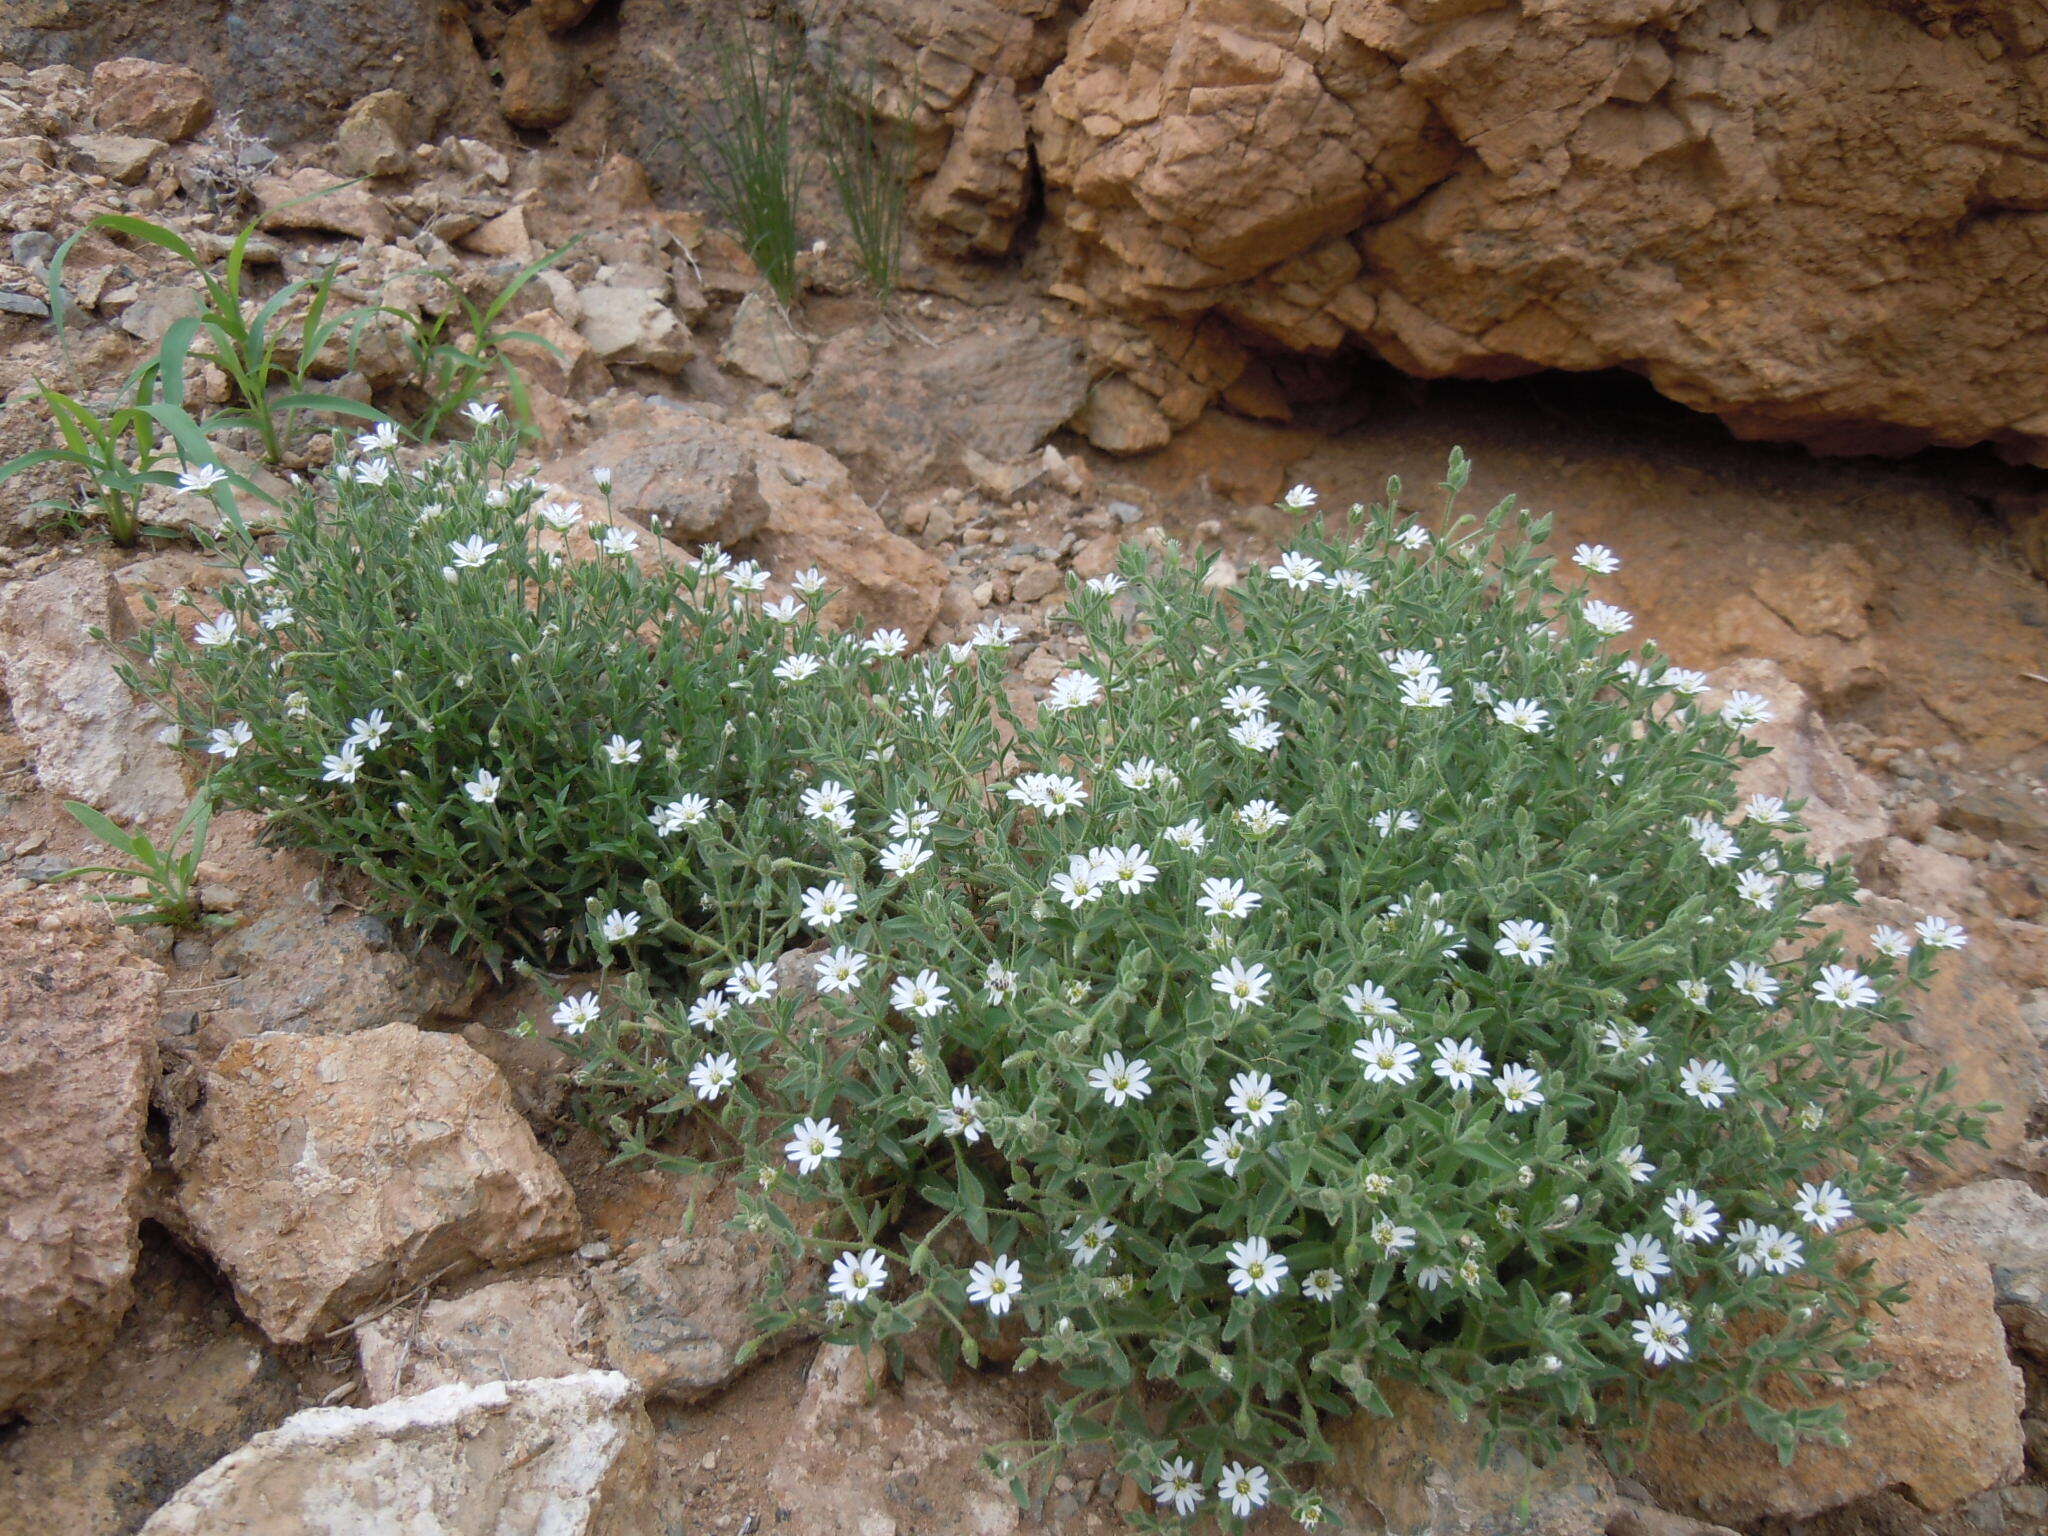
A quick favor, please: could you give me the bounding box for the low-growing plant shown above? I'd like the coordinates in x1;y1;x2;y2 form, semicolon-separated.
678;15;804;304
62;789;227;929
556;460;1981;1523
124;424;815;972
0;379;189;546
811;42;913;300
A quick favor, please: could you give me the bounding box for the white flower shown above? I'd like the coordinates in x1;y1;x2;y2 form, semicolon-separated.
982;962;1018;1005
462;400;502;426
828;1248;887;1307
1633;1303;1690;1366
940;1084;984;1143
726;559;770;593
1693;823;1740;866
877;838;932;879
1114;757;1172;791
1414;1264;1452;1292
1328;567;1372;598
596;526;638;558
1152;1458;1204;1517
1371;1216;1416;1253
1793;1179;1853;1233
1227;714;1284;752
551;992;601;1035
686;992;732;1032
966;1254;1023;1316
1342;981;1401;1021
1741;1223;1805;1276
1269;551;1325;590
1736;869;1782;909
1279;484;1318;512
1432;1036;1491;1091
1384;649;1438;682
599;908;641;944
1572;543;1620;575
206;720;253;758
1219;684;1270;719
1235;799;1290;835
1100;843;1157;893
1354;1027;1419;1085
784;1116;843;1175
1089;1051;1151;1107
1599;1020;1655;1059
862;628;909;658
448;535;499;569
1581;599;1634;637
193;614;239;648
1163;817;1209;852
1399;675;1453;709
1743;793;1792;825
1677;978;1711;1008
257;604;294;631
1679;1057;1737;1108
343;709;391;751
592;466;613;491
761;595;804;623
1201;1124;1249;1175
1302;1267;1344;1303
1050;852;1108;909
1496;918;1555;966
799;880;859;930
1067;1219;1116;1267
1869;925;1913;958
1225;1235;1288;1297
1493;1063;1545;1113
650;794;713;834
1210;957;1273;1012
1224;1071;1289;1128
1663;1188;1721;1244
1395;523;1430;550
1372;808;1421;835
800;780;855;828
1196;877;1261;921
1914;915;1967;950
1493;697;1549;734
600;734;642;766
174;463;230;495
1043;670;1105;712
968;618;1020;647
1219;1463;1270;1519
1813;964;1879;1009
1719;690;1774;729
727;960;777;1005
1005;772;1088;817
890;969;951;1019
774;653;823;683
688;1052;739;1101
1661;666;1710;696
462;767;502;804
813;946;869;995
1614;1233;1671;1295
1617;1144;1657;1184
1725;960;1779;1005
321;741;365;784
1084;571;1127;594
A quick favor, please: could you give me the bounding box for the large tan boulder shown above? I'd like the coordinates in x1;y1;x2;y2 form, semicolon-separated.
0;560;189;825
0;895;163;1413
175;1023;581;1344
139;1372;660;1536
1033;1;2048;463
88;57;214;143
1634;1225;2025;1524
1915;1180;2048;1361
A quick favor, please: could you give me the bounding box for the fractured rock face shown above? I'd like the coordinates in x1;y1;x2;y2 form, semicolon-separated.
358;1275;601;1403
0;895;163;1414
174;1023;581;1344
1033;1;2048;463
138;1372;660;1536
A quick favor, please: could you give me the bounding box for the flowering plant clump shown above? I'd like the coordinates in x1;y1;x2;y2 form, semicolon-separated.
126;419;822;971
563;456;1980;1523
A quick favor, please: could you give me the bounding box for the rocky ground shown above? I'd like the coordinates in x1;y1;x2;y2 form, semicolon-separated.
0;24;2046;1536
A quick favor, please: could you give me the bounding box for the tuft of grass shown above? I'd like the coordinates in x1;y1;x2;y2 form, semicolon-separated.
811;41;913;301
677;16;805;305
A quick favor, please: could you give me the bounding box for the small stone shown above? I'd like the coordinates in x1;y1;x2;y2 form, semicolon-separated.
459;205;531;260
1011;561;1061;604
1071;375;1172;455
89;58;213;143
577;283;693;374
720;291;813;388
117;284;204;344
69;133;163;185
334;90;415;179
499;6;578;130
256;168;394;243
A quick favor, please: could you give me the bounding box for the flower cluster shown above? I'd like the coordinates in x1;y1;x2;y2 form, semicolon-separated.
556;462;1977;1520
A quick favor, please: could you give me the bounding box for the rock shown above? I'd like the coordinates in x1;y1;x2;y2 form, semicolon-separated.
117;283;205;345
1034;2;2048;463
794;310;1091;485
1707;658;1887;866
174;1023;581;1344
497;309;608;397
720;291;812;388
764;1345;1024;1536
1818;894;2044;1187
207;897;480;1037
88;57;214;143
334;90;415;179
460;205;532;260
1606;1502;1740;1536
1916;1180;2048;1360
0;1233;300;1536
0;560;189;825
589;1213;801;1403
1326;1382;1615;1536
139;1372;659;1536
1071;374;1172;455
1942;785;2048;855
920;74;1032;257
69;132;163;185
358;1275;600;1403
0;894;163;1414
576;282;693;374
1634;1225;2024;1524
535;0;600;31
256;167;394;244
499;5;578;130
744;463;949;645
